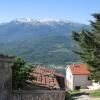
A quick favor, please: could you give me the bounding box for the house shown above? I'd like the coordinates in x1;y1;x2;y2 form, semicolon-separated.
27;64;65;90
65;64;92;90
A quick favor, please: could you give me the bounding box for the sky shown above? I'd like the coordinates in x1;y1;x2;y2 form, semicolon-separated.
0;0;100;24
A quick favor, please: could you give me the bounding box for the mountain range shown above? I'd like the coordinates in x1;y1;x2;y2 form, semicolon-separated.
0;19;90;73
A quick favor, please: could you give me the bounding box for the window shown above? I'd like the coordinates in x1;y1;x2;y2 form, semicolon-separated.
75;86;81;90
88;76;91;80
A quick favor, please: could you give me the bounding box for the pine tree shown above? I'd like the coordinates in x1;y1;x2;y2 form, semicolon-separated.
72;13;100;81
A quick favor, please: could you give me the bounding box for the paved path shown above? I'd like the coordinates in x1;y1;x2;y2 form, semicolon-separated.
73;94;100;100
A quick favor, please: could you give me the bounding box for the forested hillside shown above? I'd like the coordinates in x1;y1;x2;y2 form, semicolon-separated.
0;19;90;72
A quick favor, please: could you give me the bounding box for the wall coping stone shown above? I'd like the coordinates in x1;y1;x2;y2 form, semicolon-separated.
13;90;65;94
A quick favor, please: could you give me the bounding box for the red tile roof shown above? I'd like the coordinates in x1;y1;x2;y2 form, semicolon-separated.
33;65;56;75
68;64;90;75
30;65;64;89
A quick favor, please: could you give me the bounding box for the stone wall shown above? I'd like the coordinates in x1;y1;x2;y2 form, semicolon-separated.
0;55;15;100
13;90;65;100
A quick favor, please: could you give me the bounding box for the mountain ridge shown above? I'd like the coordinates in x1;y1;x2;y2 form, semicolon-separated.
0;19;90;73
0;18;89;25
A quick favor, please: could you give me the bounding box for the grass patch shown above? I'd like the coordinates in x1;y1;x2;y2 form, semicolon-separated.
65;91;74;100
65;90;81;100
67;90;80;94
89;89;100;97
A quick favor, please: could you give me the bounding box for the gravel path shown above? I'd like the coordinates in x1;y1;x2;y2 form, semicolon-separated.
73;94;100;100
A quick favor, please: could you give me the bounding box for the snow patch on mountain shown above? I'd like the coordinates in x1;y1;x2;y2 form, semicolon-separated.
13;18;75;24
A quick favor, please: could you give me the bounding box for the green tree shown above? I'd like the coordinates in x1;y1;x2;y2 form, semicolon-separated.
72;13;100;81
12;57;33;89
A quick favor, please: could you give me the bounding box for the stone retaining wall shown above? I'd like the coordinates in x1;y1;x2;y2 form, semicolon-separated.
13;90;65;100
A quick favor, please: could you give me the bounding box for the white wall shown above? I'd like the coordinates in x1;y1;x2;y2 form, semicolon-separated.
73;75;92;90
66;66;73;90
